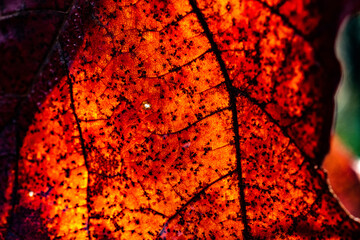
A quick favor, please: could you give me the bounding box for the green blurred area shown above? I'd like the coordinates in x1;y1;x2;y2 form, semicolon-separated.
335;13;360;157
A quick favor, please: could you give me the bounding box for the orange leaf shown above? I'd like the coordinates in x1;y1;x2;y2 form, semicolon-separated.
1;0;360;239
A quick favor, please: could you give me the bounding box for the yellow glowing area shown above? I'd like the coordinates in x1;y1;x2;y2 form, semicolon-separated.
142;101;151;110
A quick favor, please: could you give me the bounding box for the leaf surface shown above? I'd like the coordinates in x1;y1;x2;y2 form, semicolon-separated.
1;0;360;239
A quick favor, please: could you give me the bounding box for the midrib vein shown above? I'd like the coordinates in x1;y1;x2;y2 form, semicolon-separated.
189;0;251;238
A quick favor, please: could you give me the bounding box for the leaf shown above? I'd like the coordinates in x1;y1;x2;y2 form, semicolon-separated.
1;0;360;239
323;135;360;218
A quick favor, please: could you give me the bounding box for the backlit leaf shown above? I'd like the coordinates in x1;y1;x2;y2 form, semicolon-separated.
1;0;360;239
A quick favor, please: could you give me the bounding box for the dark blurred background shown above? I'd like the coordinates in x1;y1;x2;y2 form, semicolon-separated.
323;12;360;218
336;13;360;159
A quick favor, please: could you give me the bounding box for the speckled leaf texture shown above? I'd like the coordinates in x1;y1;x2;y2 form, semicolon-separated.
1;0;360;239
